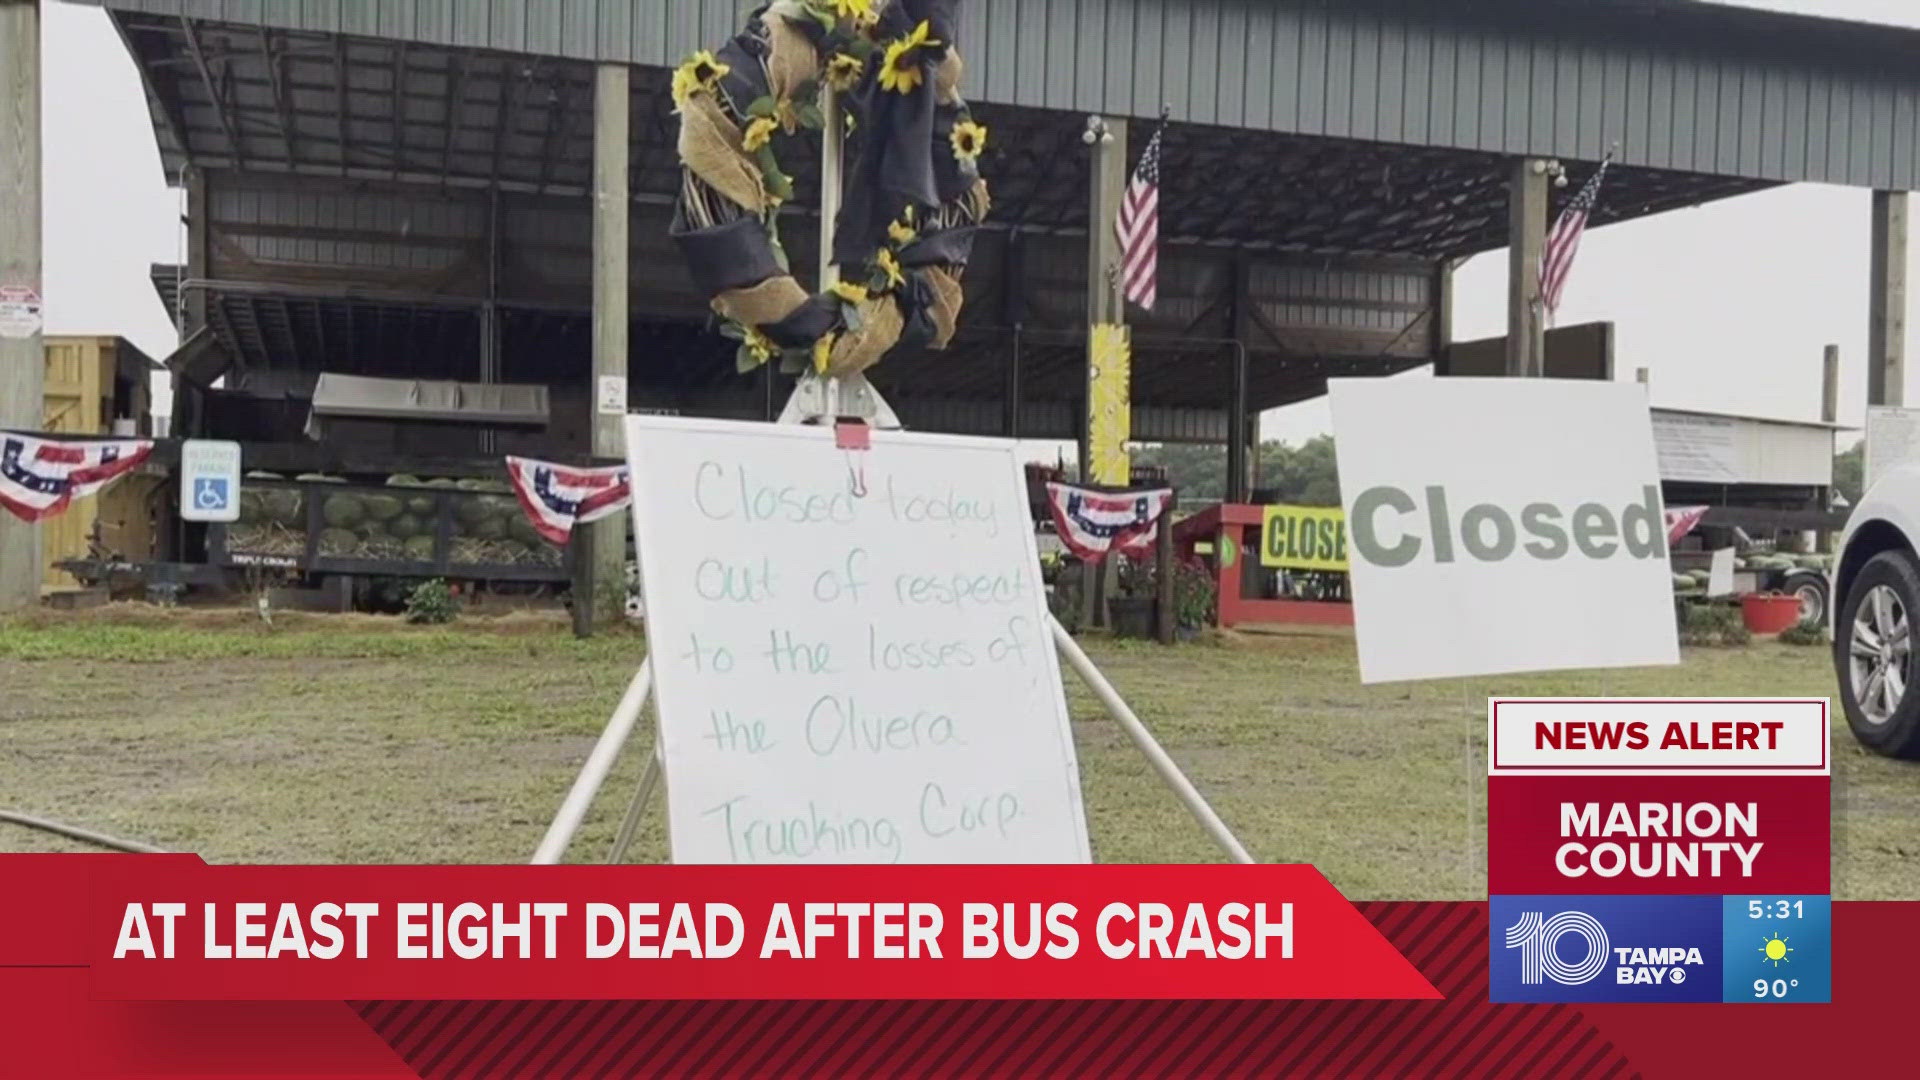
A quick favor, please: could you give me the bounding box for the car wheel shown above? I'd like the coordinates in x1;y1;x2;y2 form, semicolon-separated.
1833;550;1920;759
1784;571;1829;626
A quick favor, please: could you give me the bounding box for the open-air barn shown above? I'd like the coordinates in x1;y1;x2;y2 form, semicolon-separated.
31;0;1920;605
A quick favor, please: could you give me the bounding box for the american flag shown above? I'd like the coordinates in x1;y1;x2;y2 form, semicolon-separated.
1116;120;1165;311
1540;159;1610;317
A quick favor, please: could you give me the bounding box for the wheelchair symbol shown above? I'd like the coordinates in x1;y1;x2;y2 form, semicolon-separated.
194;477;230;511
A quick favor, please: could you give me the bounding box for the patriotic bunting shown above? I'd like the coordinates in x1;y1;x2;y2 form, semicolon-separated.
504;456;631;546
1044;481;1174;562
1665;505;1710;548
0;431;153;523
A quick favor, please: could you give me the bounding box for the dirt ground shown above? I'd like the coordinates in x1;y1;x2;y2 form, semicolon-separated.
2;607;1914;899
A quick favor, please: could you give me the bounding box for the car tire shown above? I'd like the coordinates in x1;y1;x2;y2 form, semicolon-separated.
1833;550;1920;759
1783;570;1829;626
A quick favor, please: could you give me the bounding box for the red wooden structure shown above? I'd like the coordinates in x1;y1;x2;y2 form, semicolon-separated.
1172;503;1354;628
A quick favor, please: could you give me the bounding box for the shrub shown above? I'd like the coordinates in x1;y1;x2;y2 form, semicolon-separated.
1777;619;1829;646
404;578;460;625
1676;601;1750;647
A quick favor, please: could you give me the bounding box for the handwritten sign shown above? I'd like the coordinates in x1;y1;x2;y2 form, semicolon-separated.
1260;505;1348;571
623;416;1091;865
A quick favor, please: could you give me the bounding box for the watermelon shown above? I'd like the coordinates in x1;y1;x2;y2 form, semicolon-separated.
387;513;423;540
402;535;436;562
321;493;365;529
362;493;404;522
317;527;359;554
386;474;423;488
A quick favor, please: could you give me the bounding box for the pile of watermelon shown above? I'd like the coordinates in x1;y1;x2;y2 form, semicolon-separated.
230;473;561;569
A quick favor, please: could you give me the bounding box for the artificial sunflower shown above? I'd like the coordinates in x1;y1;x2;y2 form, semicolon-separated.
773;97;802;135
875;248;905;289
742;116;778;152
745;326;777;364
832;0;874;23
886;212;917;247
812;331;839;374
830;280;869;305
879;20;941;94
949;119;988;164
824;52;865;92
671;50;730;109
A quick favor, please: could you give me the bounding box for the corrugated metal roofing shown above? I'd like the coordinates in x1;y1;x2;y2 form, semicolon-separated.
80;0;1920;190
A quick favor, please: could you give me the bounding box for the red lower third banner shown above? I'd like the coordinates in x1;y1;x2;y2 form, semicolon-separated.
5;855;1436;1002
3;854;1918;1078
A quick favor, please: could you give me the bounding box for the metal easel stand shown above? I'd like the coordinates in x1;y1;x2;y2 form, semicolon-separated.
530;378;1257;865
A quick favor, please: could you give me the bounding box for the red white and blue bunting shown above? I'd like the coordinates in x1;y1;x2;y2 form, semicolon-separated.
1665;505;1710;548
504;456;631;546
1044;481;1174;562
0;431;152;523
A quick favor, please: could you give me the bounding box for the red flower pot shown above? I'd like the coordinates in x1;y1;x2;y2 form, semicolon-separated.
1740;593;1802;634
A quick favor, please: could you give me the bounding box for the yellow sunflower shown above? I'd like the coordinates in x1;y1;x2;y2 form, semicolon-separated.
825;53;865;93
879;20;941;94
813;331;839;374
742;116;778;152
875;248;905;289
671;50;730;109
830;280;869;305
887;216;917;246
949;119;988;163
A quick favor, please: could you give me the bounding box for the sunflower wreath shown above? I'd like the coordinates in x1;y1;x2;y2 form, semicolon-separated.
669;0;989;380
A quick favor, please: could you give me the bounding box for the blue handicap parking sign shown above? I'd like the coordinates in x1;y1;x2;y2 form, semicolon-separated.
194;476;231;511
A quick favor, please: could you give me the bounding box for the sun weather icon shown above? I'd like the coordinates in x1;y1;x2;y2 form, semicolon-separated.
1759;933;1792;968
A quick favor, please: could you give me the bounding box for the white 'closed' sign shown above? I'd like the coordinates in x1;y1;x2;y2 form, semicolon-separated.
1328;378;1679;684
623;415;1091;865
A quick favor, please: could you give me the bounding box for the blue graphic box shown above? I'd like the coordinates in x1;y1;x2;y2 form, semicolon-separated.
1489;895;1722;1003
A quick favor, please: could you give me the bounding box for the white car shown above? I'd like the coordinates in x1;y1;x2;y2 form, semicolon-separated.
1832;462;1920;758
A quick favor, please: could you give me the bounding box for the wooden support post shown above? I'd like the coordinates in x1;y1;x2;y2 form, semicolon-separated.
1082;115;1128;629
579;63;630;635
1226;346;1249;502
0;0;43;612
1823;345;1841;424
1869;191;1908;407
1506;158;1549;377
1431;258;1454;360
1156;486;1176;645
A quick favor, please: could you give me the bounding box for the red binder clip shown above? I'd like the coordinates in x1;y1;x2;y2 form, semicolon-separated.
835;420;870;497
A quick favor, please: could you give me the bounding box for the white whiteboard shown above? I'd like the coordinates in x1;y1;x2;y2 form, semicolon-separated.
623;415;1091;864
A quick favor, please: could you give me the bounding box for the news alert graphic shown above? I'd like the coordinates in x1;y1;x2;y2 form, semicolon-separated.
1487;698;1831;1003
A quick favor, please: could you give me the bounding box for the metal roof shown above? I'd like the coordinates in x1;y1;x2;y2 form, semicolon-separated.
86;0;1920;191
109;10;1768;260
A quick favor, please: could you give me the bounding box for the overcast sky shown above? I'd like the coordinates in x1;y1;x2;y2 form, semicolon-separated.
36;0;1920;448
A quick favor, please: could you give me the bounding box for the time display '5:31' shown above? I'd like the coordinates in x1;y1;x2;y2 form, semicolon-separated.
1748;899;1805;920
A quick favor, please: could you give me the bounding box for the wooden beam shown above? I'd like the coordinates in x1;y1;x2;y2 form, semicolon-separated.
389;42;409;180
440;52;466;184
1507;157;1548;375
333;34;349;172
180;16;245;169
257;28;297;164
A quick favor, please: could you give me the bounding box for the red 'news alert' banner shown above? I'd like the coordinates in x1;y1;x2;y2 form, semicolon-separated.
30;856;1438;1001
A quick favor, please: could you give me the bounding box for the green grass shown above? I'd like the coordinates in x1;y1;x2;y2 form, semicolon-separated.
2;612;1914;899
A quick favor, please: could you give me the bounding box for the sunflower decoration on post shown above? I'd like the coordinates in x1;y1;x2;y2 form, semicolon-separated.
667;0;987;384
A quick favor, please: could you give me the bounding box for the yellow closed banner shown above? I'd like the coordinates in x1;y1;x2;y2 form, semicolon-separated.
1260;505;1348;571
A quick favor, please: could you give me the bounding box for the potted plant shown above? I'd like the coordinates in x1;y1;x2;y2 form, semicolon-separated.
1167;558;1218;641
1106;556;1157;639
